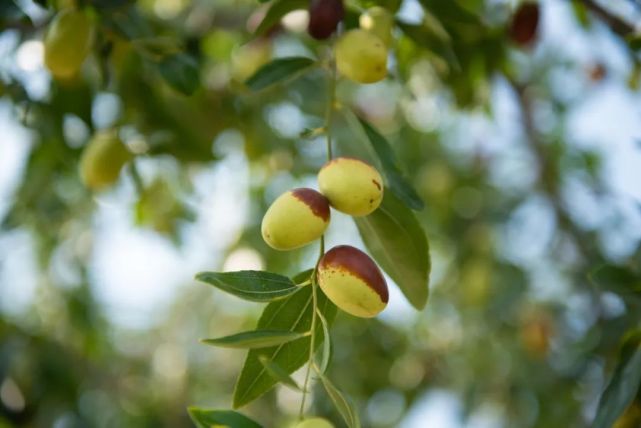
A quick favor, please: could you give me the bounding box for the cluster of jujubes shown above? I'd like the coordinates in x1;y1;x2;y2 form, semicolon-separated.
307;1;394;84
261;158;389;318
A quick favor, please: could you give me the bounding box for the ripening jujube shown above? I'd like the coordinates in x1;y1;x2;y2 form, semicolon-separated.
79;131;132;190
44;9;94;79
317;245;389;318
509;2;540;47
335;29;388;84
318;157;384;216
308;0;344;40
261;188;330;250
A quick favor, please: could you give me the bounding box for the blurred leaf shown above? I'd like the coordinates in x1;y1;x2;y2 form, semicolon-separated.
594;332;641;428
188;407;262;428
156;53;199;95
589;265;641;294
0;1;31;27
255;0;308;36
416;0;479;25
355;191;430;310
245;57;316;92
100;5;152;39
317;371;361;428
357;117;424;210
196;271;301;302
233;285;337;408
201;330;309;349
258;355;303;391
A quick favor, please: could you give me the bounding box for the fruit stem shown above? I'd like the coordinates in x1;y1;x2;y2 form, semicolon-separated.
298;235;325;419
324;46;337;162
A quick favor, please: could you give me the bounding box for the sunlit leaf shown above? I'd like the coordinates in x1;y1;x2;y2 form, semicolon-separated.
245;57;316;92
195;271;300;302
233;285;337;408
201;330;309;349
593;331;641;428
355;191;430;310
188;407;262;428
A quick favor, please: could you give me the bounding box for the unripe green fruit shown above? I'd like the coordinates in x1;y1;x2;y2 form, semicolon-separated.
79;131;131;190
261;188;330;250
295;417;335;428
318;245;388;318
335;29;387;84
359;6;394;47
318;157;383;216
44;9;94;79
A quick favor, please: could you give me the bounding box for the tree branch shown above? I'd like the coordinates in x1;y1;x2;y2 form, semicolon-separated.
578;0;636;37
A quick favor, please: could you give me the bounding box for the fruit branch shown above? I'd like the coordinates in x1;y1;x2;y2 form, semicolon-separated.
298;47;337;417
324;47;337;161
577;0;636;37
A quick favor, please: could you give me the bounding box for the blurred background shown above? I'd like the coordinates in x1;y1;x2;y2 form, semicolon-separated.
1;0;641;426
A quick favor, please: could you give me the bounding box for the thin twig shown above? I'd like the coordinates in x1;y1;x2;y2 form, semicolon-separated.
577;0;636;37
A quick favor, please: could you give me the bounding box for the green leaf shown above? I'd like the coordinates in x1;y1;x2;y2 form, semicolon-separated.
254;0;308;36
593;332;641;428
195;271;300;302
355;191;430;310
233;285;337;408
156;53;199;95
316;308;331;374
188;407;262;428
589;265;641;294
245;57;316;92
258;355;303;391
317;371;361;428
201;330;309;349
357;118;424;211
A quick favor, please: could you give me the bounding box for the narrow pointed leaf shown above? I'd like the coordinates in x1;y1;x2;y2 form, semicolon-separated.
258;355;303;391
195;270;300;302
188;407;262;428
355;191;430;310
316;308;332;374
357;117;424;211
233;284;337;408
254;0;308;36
317;372;361;428
245;57;316;92
201;330;308;349
593;332;641;428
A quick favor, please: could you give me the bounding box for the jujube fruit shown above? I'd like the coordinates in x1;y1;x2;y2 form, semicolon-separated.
307;0;345;40
318;157;383;216
261;188;330;250
295;417;335;428
79;131;132;190
317;245;388;318
335;29;388;84
44;9;94;79
359;6;394;47
509;2;540;47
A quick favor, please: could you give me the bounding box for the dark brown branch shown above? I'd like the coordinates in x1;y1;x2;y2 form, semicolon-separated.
578;0;636;37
